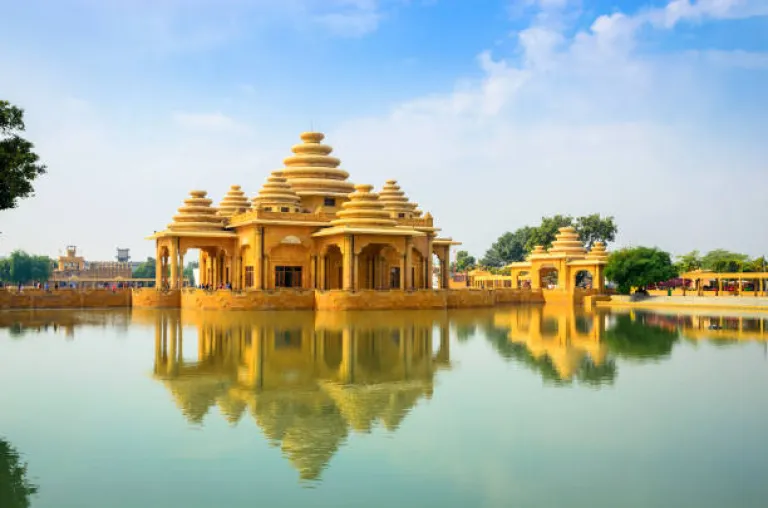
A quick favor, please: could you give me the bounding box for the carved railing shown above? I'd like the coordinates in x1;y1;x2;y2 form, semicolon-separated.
396;217;434;228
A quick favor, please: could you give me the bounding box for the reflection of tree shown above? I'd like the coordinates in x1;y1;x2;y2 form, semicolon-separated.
455;324;476;343
0;438;38;508
604;313;679;360
483;325;616;386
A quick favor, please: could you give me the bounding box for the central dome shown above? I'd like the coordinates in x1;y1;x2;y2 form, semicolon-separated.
331;184;397;229
279;132;355;197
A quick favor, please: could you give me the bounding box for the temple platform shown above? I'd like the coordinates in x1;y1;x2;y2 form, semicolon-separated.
132;288;546;311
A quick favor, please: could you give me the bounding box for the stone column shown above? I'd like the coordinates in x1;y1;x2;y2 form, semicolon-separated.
155;243;163;289
170;240;179;290
353;252;360;291
343;235;353;291
319;255;326;290
426;235;434;289
441;246;450;289
405;237;413;290
178;251;185;288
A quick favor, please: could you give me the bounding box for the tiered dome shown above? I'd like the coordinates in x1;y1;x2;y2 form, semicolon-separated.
168;190;225;232
279;132;355;197
587;241;609;261
217;185;251;217
548;226;587;255
379;180;417;217
529;245;547;258
252;172;302;212
378;180;418;218
331;184;397;229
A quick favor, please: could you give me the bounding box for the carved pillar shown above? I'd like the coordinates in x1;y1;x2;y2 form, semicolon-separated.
253;228;263;290
178;251;185;288
343;235;353;291
426;235;434;289
399;253;405;290
170;239;179;290
405;237;413;290
319;255;326;290
155;242;163;288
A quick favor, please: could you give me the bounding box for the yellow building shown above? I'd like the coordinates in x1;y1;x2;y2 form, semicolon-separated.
148;132;458;297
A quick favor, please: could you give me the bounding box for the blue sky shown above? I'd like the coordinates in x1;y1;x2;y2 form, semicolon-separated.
1;0;767;261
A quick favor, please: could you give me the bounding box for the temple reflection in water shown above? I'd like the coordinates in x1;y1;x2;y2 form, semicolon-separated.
148;310;451;480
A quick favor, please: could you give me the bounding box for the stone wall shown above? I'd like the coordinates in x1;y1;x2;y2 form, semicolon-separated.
0;289;131;310
181;288;316;311
494;288;545;305
315;290;447;311
132;288;181;308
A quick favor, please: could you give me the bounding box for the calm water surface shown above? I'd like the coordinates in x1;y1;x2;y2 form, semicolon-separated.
1;306;767;508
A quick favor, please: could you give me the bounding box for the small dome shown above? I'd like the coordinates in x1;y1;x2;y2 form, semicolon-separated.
279;132;355;197
378;180;418;218
587;241;609;261
217;185;251;217
168;190;225;232
252;172;302;212
548;226;586;255
331;184;397;228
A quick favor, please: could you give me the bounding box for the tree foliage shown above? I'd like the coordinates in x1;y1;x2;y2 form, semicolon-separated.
480;227;534;267
0;437;39;508
0;101;46;210
604;246;678;294
676;250;702;273
0;251;52;284
574;214;618;249
453;250;476;272
700;249;750;273
524;215;574;252
132;257;156;279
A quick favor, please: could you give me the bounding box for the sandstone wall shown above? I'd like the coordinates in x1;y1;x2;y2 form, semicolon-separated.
0;289;131;309
181;288;316;311
132;289;181;308
315;290;448;311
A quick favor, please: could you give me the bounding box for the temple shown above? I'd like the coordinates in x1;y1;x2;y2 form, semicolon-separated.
138;132;471;310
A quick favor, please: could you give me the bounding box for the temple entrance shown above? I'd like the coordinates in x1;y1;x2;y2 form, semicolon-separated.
359;244;389;290
323;245;343;290
412;248;425;289
575;270;593;290
390;267;401;289
275;266;302;288
433;253;442;289
269;243;309;289
539;266;559;290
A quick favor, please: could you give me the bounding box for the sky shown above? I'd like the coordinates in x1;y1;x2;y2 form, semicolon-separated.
0;0;766;262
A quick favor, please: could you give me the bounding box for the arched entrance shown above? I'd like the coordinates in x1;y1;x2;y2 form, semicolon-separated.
574;269;593;290
539;265;559;290
321;245;343;290
358;243;400;290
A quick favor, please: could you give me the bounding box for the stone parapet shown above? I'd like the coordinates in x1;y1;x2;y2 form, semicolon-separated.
0;288;131;309
181;288;315;310
316;289;448;311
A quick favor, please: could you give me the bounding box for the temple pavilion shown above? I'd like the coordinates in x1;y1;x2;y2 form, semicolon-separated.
149;132;458;292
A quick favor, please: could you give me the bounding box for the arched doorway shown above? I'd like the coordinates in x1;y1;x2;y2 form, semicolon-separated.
359;243;400;290
322;245;343;290
411;248;425;289
575;270;593;290
539;266;559;290
269;243;309;289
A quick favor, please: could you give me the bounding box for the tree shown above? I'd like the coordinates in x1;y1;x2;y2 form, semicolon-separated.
745;256;767;273
0;437;39;508
574;214;617;249
183;263;196;286
453;250;476;272
0;251;52;284
132;257;156;279
480;227;534;267
604;246;678;294
701;249;749;273
676;250;702;273
0;101;46;210
524;215;573;252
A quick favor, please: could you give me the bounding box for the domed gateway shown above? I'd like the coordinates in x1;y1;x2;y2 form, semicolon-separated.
145;132;460;308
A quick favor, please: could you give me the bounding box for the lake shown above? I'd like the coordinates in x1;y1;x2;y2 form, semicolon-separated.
1;306;767;508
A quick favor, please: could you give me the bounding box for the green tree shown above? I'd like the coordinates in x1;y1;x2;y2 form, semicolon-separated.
453;250;476;272
183;263;196;286
480;226;534;267
0;437;39;508
676;250;702;273
701;249;749;273
745;256;767;273
524;215;573;252
0;251;52;284
574;214;617;249
604;246;678;294
0;101;47;210
132;257;156;279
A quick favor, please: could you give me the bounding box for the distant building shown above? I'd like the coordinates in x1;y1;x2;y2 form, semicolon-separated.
52;246;135;286
116;248;131;263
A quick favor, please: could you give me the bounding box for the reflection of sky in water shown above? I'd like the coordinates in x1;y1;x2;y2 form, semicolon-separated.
0;307;766;508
